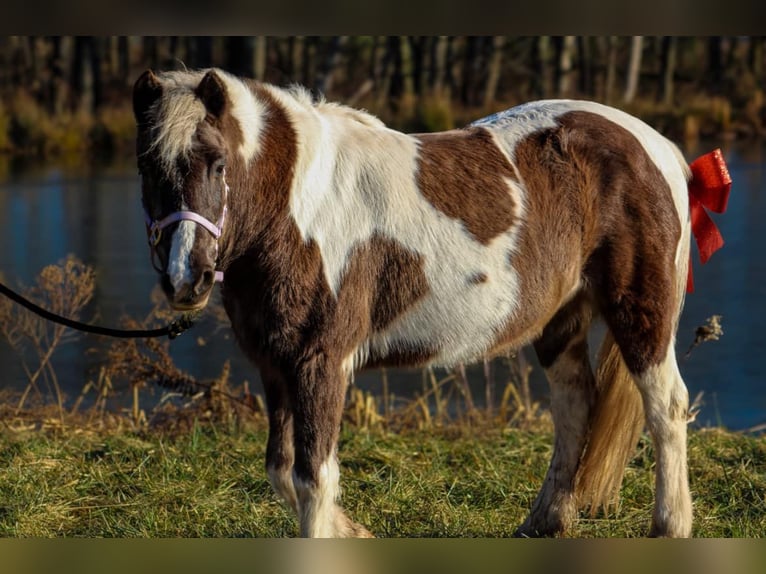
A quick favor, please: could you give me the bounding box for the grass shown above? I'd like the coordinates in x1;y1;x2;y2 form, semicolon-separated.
1;417;763;538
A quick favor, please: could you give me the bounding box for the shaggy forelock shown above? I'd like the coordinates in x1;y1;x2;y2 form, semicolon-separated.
146;73;207;184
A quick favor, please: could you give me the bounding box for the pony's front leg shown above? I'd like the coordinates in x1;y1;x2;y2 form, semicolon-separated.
289;350;374;538
261;363;298;513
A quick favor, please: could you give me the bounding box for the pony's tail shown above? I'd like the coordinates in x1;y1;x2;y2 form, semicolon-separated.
574;331;645;516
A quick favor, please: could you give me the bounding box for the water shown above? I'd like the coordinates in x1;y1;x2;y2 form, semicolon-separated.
0;141;763;430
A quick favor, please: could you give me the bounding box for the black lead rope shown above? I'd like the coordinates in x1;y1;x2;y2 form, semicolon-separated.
0;281;198;340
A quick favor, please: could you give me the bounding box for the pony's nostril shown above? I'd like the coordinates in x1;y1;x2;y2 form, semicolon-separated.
194;269;215;295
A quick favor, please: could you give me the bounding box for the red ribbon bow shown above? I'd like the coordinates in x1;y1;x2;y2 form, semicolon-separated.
686;148;731;293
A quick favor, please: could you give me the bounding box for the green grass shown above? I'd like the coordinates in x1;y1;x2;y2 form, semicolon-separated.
0;422;763;538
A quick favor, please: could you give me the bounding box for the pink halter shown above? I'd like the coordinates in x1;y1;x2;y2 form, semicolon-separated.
144;178;229;283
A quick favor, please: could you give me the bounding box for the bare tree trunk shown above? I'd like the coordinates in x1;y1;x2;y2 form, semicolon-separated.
661;36;677;106
578;36;593;97
186;37;213;69
143;37;157;69
483;36;505;110
605;36;618;104
446;36;460;98
408;36;427;96
557;35;576;98
225;37;254;78
460;36;481;106
290;36;304;83
707;36;724;92
624;35;643;103
169;36;186;68
116;36;129;87
533;36;554;99
431;35;449;98
50;36;71;115
370;35;384;87
301;37;317;91
8;36;33;88
72;36;91;112
398;35;416;112
315;36;347;95
89;36;103;111
748;36;764;78
254;36;267;81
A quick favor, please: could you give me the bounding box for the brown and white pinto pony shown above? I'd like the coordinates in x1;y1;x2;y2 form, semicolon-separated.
133;68;694;538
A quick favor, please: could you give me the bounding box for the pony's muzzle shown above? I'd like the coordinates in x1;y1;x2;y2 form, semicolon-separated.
162;265;216;311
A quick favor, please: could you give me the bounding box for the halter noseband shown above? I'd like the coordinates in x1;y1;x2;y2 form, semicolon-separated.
144;177;229;284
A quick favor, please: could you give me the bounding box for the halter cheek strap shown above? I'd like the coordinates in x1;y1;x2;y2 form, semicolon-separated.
144;175;229;283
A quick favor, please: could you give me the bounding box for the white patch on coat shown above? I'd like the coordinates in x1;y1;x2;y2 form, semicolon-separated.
217;70;266;164
167;219;196;292
267;465;298;512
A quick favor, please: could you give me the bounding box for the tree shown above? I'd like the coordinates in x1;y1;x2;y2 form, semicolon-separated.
557;36;576;98
660;36;677;106
484;36;505;110
624;35;643;103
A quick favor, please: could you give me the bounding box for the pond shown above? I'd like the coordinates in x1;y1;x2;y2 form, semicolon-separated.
0;139;763;431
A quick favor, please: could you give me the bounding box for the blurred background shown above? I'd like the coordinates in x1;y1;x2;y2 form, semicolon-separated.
0;36;763;431
0;36;764;158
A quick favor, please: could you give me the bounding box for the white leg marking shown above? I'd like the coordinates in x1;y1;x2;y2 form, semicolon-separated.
267;465;298;512
293;457;341;538
167;220;196;292
634;345;692;537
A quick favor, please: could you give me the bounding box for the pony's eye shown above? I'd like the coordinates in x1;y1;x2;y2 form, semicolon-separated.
215;163;225;176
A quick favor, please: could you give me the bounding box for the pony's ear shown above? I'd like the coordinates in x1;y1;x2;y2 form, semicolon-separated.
196;70;227;117
133;69;162;125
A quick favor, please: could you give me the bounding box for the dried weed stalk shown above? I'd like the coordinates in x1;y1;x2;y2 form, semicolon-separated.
0;255;95;420
685;314;724;358
101;292;264;432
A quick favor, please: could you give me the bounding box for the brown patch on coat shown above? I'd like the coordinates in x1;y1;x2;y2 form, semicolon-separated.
415;127;517;245
467;271;488;285
339;234;431;335
492;110;681;373
364;344;438;369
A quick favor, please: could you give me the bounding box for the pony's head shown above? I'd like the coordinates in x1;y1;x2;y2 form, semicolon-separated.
132;69;232;311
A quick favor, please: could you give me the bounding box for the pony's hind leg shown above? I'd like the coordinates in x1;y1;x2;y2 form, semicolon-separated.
599;236;692;537
631;344;692;537
289;350;374;538
261;365;299;513
516;293;596;537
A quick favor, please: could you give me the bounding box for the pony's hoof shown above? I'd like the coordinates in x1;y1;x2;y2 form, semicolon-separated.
337;513;376;538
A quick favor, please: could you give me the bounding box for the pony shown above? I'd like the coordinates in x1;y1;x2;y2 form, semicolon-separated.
133;67;695;537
